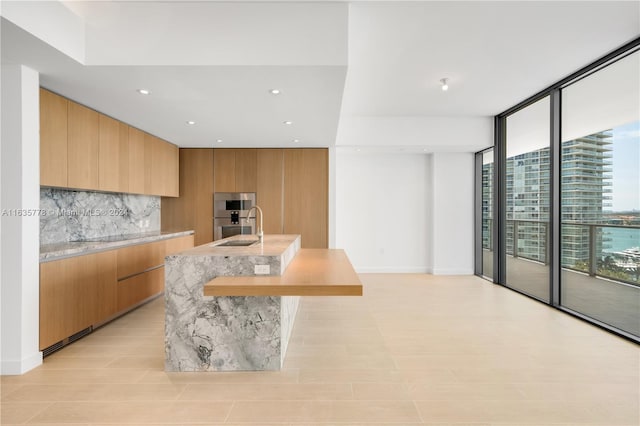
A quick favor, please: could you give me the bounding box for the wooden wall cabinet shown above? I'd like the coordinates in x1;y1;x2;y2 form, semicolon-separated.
144;133;180;197
39;250;117;350
162;149;213;246
128;126;146;194
99;115;129;193
284;149;328;248
257;149;284;235
67;102;100;190
40;89;68;187
213;149;257;193
40;89;178;197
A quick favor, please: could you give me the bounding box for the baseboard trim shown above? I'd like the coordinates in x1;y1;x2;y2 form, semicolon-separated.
1;350;42;375
432;268;474;275
355;267;432;274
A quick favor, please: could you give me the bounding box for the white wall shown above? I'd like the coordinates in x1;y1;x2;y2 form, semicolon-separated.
336;151;431;272
1;0;85;63
336;116;493;152
430;152;475;275
0;64;42;374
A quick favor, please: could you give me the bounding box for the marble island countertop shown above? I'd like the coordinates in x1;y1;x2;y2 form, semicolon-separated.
179;234;301;258
40;230;194;263
167;234;301;276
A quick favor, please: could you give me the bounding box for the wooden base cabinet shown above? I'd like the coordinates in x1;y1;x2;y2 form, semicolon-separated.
39;250;117;350
117;267;164;312
39;235;193;352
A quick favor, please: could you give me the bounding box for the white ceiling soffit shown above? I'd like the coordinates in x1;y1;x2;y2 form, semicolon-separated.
2;1;640;151
1;1;348;148
341;1;640;117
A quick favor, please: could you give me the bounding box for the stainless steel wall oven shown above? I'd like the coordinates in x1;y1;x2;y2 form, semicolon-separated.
213;192;256;240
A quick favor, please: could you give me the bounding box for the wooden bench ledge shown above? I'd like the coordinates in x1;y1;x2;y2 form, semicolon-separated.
203;249;363;296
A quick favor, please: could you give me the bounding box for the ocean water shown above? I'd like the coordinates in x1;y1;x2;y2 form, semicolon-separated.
603;227;640;253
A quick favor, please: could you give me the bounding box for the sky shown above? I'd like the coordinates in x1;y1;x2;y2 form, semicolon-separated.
609;120;640;212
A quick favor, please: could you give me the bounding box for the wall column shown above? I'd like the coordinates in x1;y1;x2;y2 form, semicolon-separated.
431;152;475;275
1;64;42;374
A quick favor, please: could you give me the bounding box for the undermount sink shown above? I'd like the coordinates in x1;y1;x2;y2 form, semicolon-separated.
215;240;259;247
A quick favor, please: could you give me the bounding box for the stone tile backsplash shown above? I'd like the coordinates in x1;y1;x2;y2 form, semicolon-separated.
40;188;160;244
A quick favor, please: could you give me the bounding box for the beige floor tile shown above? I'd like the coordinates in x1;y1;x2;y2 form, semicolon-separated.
226;400;422;423
0;402;52;423
178;383;352;400
2;383;186;402
284;353;396;369
137;369;300;384
297;369;405;384
105;356;164;369
29;401;231;423
407;382;525;400
1;369;150;385
351;383;410;400
2;273;637;425
415;399;599;424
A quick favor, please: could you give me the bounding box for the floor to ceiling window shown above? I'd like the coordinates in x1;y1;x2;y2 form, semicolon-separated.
560;50;640;338
479;149;494;279
504;97;551;302
475;39;639;342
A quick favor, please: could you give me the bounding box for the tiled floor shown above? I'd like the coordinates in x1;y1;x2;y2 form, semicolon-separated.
2;273;639;425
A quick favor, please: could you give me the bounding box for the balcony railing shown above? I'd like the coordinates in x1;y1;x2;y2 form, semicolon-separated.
482;218;640;286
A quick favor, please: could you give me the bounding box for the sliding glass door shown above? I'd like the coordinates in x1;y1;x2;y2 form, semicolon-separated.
475;40;639;341
560;51;640;337
504;97;551;302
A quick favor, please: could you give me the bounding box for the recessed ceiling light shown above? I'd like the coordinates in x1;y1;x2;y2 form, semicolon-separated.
186;121;196;125
293;139;300;143
283;121;293;125
356;148;361;152
216;139;223;143
269;89;281;95
137;89;151;95
440;78;449;91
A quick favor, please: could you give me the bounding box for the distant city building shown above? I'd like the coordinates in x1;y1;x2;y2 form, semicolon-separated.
500;131;612;267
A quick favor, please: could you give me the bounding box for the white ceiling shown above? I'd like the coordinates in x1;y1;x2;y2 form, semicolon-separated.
1;1;639;151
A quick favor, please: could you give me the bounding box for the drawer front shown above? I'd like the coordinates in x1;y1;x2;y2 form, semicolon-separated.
116;240;164;279
165;235;194;256
117;267;165;312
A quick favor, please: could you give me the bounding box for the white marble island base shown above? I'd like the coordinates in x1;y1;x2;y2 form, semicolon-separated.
164;235;301;371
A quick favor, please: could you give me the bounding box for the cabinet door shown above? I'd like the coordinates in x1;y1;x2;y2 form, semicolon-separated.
144;133;163;196
99;114;129;193
40;250;117;350
40;89;68;187
117;267;164;312
284;149;328;248
213;149;236;192
116;241;165;280
235;149;257;192
257;149;284;234
165;235;195;255
164;142;179;197
161;149;213;245
67;102;100;190
128;127;145;194
94;251;118;324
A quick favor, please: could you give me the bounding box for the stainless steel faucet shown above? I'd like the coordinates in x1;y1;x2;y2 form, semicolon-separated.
246;205;264;243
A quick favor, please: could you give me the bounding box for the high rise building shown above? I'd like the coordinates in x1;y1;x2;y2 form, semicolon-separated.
504;131;612;267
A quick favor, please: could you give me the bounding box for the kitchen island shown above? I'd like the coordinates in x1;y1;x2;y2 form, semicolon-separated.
164;234;361;372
